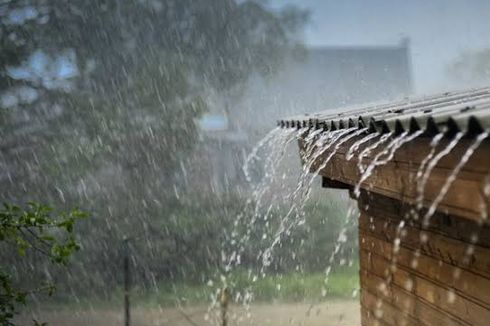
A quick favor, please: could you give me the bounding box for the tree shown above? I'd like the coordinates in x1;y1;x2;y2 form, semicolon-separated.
0;0;308;295
0;202;86;325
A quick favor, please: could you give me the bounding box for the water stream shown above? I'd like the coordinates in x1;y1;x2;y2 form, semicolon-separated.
215;123;490;325
354;130;424;197
416;131;465;213
421;130;489;228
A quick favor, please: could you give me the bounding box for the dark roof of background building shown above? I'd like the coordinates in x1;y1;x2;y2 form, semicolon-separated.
279;87;490;136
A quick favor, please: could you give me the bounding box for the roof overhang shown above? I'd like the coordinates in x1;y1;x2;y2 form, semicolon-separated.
280;87;490;223
278;87;490;137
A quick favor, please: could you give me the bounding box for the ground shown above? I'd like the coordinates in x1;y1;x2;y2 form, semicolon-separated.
16;300;360;326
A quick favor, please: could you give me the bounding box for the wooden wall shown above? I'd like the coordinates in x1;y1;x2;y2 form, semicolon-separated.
299;136;490;222
358;191;490;326
297;132;490;325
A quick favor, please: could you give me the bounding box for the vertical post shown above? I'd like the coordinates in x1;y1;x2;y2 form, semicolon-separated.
123;240;130;326
219;287;230;326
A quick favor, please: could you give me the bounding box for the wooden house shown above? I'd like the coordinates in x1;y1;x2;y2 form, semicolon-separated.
279;87;490;326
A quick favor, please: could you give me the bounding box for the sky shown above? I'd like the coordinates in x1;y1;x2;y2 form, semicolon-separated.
271;0;490;94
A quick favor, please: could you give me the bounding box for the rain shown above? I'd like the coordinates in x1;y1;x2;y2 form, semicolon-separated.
2;1;490;326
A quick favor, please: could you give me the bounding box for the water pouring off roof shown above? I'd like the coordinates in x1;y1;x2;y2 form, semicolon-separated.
278;86;490;326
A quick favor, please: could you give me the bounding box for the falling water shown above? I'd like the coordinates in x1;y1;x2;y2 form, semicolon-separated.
346;132;380;161
463;173;490;269
409;131;488;289
382;134;447;298
387;132;462;279
414;132;445;211
351;132;394;198
219;123;490;325
415;131;464;213
356;132;393;176
297;127;368;207
260;127;360;270
242;127;283;183
321;204;359;295
295;129;350;194
345;130;425;312
257;129;346;256
480;174;490;223
227;127;298;271
353;130;424;197
311;127;367;179
293;127;366;210
421;130;489;228
204;127;303;324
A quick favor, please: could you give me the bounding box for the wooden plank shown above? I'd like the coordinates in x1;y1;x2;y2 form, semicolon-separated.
360;269;468;326
300;133;490;174
359;232;490;308
357;192;490;248
359;212;490;279
361;289;420;326
321;150;487;221
360;248;490;326
361;306;388;326
299;134;490;222
359;231;490;306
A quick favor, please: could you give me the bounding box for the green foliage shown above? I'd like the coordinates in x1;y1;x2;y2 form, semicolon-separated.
223;268;359;303
233;197;357;274
38;268;359;310
0;203;86;325
0;203;86;264
0;1;309;267
122;268;358;307
38;192;355;305
0;0;313;309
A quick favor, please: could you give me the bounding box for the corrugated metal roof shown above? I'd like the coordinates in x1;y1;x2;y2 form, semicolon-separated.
278;87;490;136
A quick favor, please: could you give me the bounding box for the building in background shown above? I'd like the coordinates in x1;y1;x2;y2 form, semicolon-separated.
237;38;412;137
187;39;413;194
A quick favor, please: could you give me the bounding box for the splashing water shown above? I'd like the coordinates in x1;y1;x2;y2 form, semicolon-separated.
275;129;347;227
346;132;380;161
421;130;489;229
311;127;367;179
208;127;304;322
356;132;394;176
461;173;490;269
416;132;464;213
352;132;394;197
243;127;283;183
354;130;424;197
480;173;490;223
219;125;490;325
414;132;445;211
320;204;359;297
299;129;349;178
376;130;424;166
298;129;333;177
260;128;360;270
295;127;367;205
406;131;489;280
227;127;299;270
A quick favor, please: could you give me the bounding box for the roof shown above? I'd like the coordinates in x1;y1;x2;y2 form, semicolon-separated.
278;87;490;136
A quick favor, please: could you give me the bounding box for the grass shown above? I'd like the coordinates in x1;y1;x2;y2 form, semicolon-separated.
30;267;359;312
135;267;359;307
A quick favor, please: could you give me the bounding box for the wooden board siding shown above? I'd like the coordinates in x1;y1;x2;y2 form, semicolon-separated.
298;135;490;222
295;128;490;325
358;192;490;326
